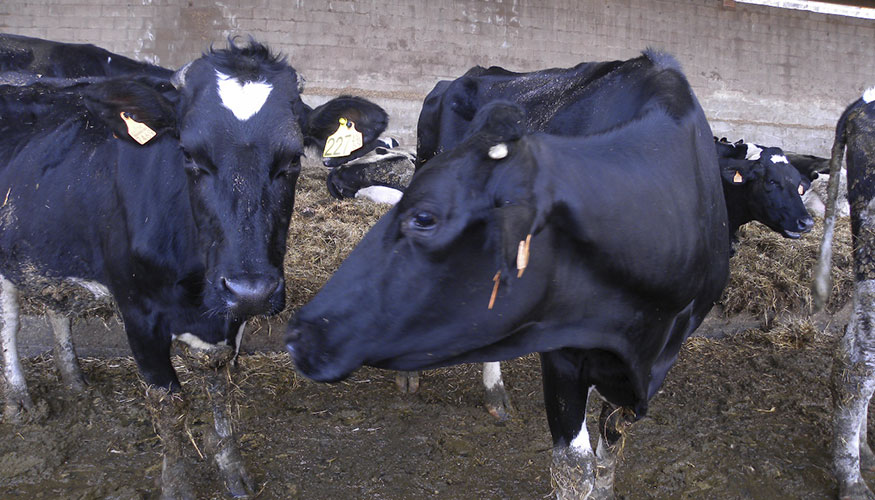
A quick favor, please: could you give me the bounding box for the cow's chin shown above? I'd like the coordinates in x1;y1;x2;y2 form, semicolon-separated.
287;348;357;383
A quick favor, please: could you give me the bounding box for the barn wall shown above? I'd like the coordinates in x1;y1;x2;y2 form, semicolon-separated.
1;0;873;155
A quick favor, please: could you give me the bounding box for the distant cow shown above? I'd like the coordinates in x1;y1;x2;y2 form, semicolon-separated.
813;86;875;499
714;137;814;243
326;138;415;204
287;52;730;498
0;33;172;79
0;39;386;498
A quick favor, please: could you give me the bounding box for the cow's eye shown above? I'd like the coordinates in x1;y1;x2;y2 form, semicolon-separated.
272;155;302;180
182;150;214;177
411;211;437;230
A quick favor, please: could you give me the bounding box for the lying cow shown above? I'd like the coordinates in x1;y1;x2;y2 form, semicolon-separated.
326;138;415;204
287;51;730;498
0;38;386;498
813;86;875;499
0;32;172;79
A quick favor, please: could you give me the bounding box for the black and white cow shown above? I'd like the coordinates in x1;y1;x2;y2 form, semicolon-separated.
0;39;386;498
286;52;730;498
0;32;173;79
326;138;415;204
813;86;875;500
714;138;814;243
400;55;818;419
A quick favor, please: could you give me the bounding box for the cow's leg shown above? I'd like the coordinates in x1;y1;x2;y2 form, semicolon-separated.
0;276;33;423
124;316;196;500
833;279;875;500
47;310;87;391
145;384;196;500
483;361;512;421
541;350;596;499
173;336;254;498
860;411;875;472
395;370;420;393
593;401;633;498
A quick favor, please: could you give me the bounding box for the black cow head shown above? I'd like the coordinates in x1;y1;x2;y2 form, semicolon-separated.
81;40;387;321
718;142;814;239
287;102;558;381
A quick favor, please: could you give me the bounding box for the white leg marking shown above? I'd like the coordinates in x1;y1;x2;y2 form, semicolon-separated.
216;71;273;121
354;186;404;205
570;387;595;455
482;361;503;390
234;321;246;358
48;310;85;389
1;275;30;418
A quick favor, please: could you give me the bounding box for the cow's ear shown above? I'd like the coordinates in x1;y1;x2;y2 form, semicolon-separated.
304;96;388;167
448;76;479;121
83;78;177;145
720;158;759;185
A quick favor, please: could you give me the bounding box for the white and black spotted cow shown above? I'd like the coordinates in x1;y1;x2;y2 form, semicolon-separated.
813;86;875;499
0;37;387;498
325;138;415;205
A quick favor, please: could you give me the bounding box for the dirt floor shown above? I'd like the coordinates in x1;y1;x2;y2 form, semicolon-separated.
0;159;865;499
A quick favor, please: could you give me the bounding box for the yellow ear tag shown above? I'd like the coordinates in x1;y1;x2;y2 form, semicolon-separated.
733;171;743;183
322;117;364;158
119;112;156;145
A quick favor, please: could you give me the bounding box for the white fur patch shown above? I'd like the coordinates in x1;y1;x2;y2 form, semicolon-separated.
216;71;272;121
770;154;789;164
569;387;596;454
67;278;111;299
864;86;875;104
488;143;509;160
355;186;403;205
482;362;504;389
173;332;228;351
744;144;762;161
234;321;247;357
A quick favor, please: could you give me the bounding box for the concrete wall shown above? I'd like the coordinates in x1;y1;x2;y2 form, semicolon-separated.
1;0;873;155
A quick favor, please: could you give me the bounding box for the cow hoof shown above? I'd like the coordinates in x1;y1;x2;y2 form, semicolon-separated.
551;447;596;500
395;371;420;393
61;371;89;392
839;480;875;500
3;391;36;424
205;429;255;498
484;386;512;421
159;456;197;500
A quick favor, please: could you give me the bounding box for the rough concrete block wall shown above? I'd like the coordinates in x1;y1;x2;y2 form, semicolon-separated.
1;0;873;155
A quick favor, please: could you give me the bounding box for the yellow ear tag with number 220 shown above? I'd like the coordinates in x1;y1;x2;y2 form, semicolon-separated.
119;112;157;145
323;117;363;158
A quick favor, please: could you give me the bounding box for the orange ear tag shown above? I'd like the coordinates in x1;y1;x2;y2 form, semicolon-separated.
488;270;501;310
119;112;157;145
733;171;743;183
323;117;364;158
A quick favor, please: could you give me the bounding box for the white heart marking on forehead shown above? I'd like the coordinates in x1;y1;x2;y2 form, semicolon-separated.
216;70;273;121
